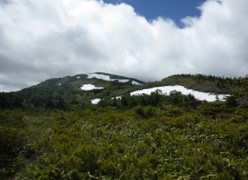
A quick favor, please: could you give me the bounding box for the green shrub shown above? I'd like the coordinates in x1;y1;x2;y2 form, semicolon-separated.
0;126;32;178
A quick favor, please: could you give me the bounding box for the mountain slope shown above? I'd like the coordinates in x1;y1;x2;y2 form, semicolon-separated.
161;74;238;94
0;72;144;109
0;73;241;109
35;72;144;89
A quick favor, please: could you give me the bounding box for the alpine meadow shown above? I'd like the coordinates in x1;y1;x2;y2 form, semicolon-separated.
1;0;248;179
0;73;248;179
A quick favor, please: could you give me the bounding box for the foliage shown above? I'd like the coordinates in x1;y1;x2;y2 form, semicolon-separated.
227;76;248;109
99;90;201;109
0;126;33;179
0;100;247;179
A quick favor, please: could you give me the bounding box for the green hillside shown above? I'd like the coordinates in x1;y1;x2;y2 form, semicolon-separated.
161;74;239;94
0;73;241;109
0;72;144;109
0;74;247;179
132;74;239;94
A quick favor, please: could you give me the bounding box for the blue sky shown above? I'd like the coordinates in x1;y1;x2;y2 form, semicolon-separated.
103;0;206;24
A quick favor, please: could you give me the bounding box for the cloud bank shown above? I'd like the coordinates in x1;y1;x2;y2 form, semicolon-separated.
0;0;248;91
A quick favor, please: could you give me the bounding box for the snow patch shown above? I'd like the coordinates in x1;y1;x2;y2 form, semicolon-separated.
87;73;111;81
91;98;101;104
87;73;141;84
91;85;228;104
118;79;129;83
58;83;62;86
81;84;104;91
132;81;141;85
130;85;228;102
77;76;80;79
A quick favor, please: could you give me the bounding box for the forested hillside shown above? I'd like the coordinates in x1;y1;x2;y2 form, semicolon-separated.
0;72;143;109
0;74;240;109
0;75;247;179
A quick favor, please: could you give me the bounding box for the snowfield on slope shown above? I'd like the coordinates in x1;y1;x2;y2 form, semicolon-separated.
87;73;112;81
87;73;141;85
130;85;228;102
132;81;141;85
91;85;229;104
91;98;101;104
81;84;104;91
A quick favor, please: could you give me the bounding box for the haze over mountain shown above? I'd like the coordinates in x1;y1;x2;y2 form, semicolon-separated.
0;0;248;92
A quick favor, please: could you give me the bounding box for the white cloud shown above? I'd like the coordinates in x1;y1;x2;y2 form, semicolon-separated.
0;0;248;91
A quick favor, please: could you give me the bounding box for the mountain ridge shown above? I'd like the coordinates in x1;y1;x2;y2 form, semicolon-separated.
33;72;144;89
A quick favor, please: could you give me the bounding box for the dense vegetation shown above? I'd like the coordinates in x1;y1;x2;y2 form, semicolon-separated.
0;75;247;179
99;90;201;109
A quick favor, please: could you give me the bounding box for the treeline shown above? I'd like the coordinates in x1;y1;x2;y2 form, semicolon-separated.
99;90;201;109
0;87;78;109
167;74;238;83
226;76;248;108
0;80;134;109
0;89;63;109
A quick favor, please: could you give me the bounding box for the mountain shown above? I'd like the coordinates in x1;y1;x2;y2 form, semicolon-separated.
0;72;144;109
34;72;144;89
0;73;240;109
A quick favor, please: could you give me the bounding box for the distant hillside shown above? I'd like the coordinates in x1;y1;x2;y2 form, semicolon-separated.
132;74;239;94
34;72;144;89
161;74;239;94
0;72;144;109
0;73;242;109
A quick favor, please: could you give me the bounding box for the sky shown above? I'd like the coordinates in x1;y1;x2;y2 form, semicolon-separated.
103;0;205;25
0;0;248;92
